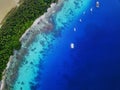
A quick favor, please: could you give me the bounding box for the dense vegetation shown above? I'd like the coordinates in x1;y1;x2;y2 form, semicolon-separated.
0;0;56;80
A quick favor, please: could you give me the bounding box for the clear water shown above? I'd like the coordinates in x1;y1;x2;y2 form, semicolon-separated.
13;0;120;90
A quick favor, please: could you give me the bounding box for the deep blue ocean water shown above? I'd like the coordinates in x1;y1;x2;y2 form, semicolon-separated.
13;0;120;90
35;0;120;90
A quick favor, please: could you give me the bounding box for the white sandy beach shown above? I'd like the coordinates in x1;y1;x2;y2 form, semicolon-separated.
0;0;19;24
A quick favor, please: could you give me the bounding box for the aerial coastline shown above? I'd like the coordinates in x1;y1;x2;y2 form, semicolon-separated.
0;0;57;81
1;0;120;90
0;0;63;89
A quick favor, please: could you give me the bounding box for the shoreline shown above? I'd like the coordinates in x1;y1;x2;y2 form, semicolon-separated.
0;0;20;88
0;0;64;89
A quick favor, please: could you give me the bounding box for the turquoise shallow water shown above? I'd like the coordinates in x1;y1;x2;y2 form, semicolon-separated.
12;0;120;90
13;0;91;90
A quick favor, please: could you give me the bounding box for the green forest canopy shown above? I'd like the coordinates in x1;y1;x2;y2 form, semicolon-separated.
0;0;56;80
